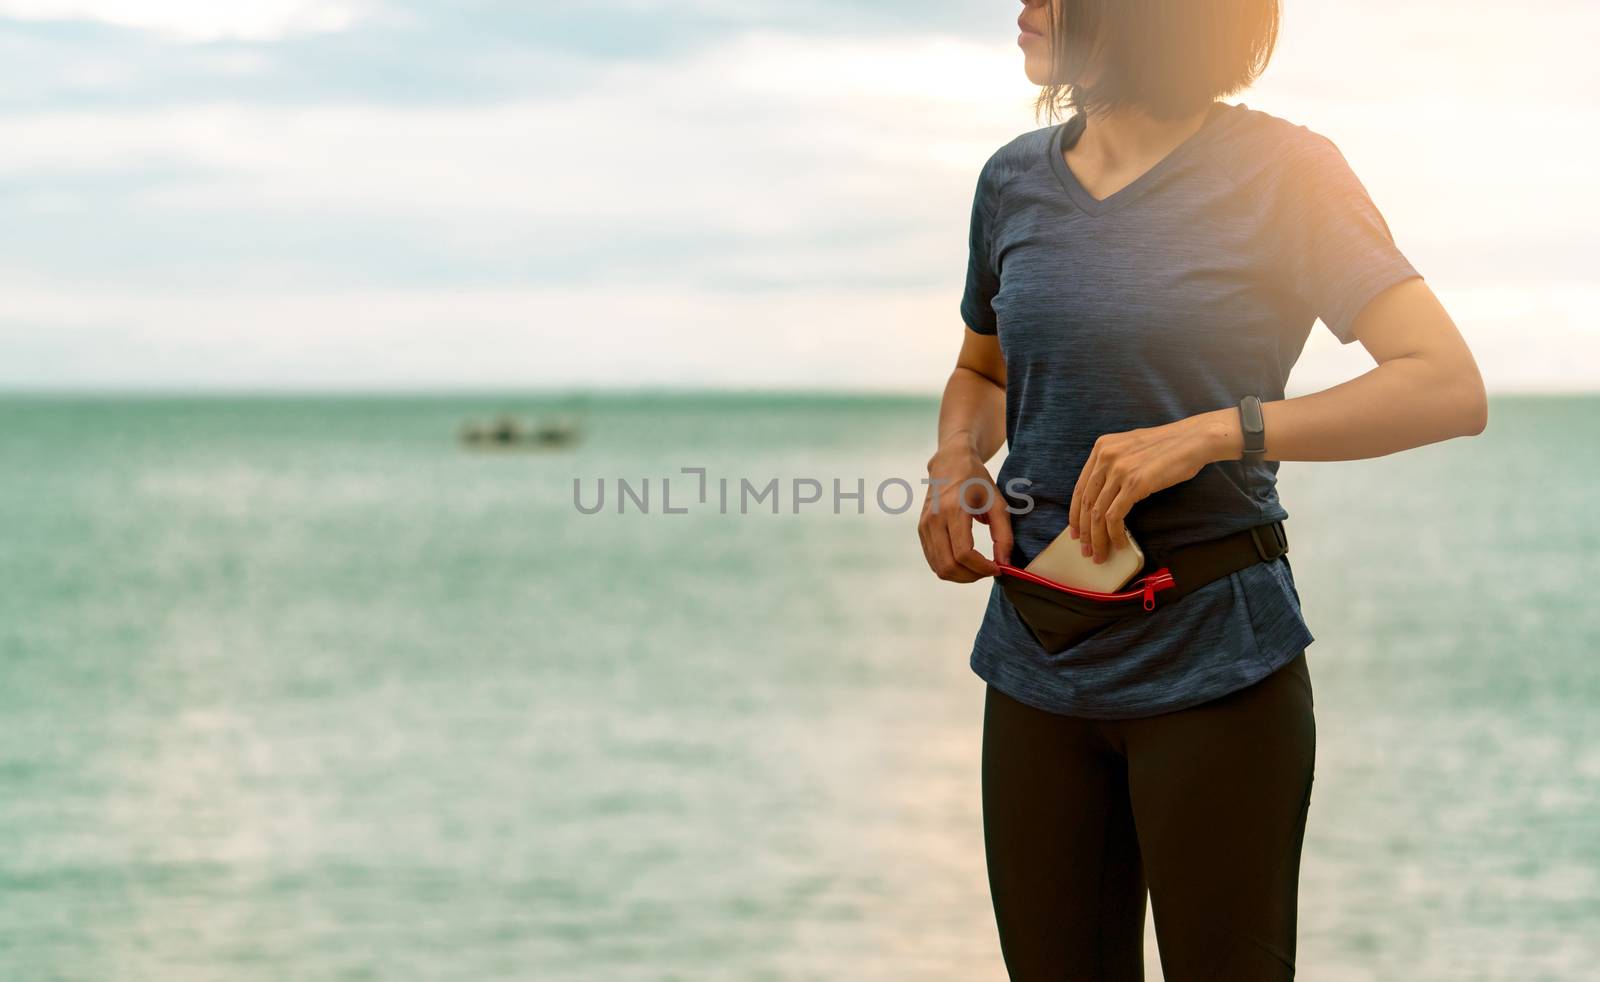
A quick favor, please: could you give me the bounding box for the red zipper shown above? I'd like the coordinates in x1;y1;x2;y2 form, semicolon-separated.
998;565;1177;611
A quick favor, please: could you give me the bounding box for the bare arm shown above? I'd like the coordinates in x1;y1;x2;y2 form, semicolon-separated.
919;328;1012;582
1068;278;1489;563
935;328;1008;463
1191;278;1488;463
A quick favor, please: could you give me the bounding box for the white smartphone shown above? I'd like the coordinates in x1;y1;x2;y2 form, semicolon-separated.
1025;523;1145;593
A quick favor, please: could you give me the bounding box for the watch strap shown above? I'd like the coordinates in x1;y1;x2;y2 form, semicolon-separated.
1238;395;1266;463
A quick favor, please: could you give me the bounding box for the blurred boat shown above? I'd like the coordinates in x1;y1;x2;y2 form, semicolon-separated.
459;413;582;450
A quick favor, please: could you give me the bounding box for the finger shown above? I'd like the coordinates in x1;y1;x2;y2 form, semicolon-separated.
916;511;942;575
1090;477;1121;563
1105;485;1141;551
947;511;998;578
1069;450;1095;540
1089;500;1111;563
1069;444;1099;540
1085;466;1115;554
956;546;997;579
947;505;977;561
920;508;957;578
1079;463;1107;555
945;562;984;583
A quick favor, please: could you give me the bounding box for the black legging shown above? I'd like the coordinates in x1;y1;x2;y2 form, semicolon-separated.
982;651;1316;981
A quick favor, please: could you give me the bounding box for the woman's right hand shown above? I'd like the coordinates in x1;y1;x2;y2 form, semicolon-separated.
918;439;1014;583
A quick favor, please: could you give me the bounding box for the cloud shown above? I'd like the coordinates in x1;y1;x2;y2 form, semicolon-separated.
0;31;1036;389
0;0;370;41
0;4;1596;392
0;32;1035;294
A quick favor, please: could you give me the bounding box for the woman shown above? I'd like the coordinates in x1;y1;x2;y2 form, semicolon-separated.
918;1;1487;979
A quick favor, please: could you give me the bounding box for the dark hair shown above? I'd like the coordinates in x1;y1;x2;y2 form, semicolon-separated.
1036;0;1281;122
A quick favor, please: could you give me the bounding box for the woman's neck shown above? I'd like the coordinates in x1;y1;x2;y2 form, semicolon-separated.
1077;103;1216;165
1066;103;1218;199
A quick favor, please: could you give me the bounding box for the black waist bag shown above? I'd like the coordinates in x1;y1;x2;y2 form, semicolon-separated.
997;520;1289;654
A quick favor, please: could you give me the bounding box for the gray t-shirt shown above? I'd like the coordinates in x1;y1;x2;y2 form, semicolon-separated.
960;101;1420;719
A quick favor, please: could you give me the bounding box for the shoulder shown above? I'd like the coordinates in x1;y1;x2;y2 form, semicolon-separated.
975;123;1060;197
1207;103;1354;190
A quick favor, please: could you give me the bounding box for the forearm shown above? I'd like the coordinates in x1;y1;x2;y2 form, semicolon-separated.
1194;355;1488;464
934;366;1007;464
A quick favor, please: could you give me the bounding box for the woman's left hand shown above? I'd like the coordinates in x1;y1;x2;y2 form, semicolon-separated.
1067;414;1223;563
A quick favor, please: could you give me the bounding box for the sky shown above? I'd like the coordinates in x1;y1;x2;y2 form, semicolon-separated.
0;0;1596;393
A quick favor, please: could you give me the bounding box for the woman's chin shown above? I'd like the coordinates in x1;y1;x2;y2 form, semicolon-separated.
1022;55;1052;87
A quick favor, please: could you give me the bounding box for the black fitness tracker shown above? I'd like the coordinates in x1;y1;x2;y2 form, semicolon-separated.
1238;395;1266;465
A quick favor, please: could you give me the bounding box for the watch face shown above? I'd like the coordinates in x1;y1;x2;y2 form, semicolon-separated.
1241;397;1265;455
1241;397;1264;434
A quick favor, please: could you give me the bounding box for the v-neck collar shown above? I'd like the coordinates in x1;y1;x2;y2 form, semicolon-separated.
1048;101;1232;217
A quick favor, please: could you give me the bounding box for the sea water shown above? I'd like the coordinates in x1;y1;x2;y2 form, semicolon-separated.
0;393;1595;981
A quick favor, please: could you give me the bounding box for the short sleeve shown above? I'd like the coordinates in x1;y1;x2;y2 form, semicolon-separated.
959;157;1001;336
1274;132;1422;344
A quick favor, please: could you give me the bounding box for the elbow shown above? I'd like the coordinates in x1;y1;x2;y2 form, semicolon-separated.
1457;373;1490;437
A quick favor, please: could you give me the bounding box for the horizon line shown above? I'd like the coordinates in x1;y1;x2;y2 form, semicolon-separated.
0;384;1594;400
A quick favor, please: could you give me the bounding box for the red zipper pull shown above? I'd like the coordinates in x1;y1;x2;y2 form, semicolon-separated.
1142;567;1177;610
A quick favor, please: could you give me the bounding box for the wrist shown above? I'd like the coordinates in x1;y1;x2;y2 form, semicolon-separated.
1194;408;1243;465
930;430;980;470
